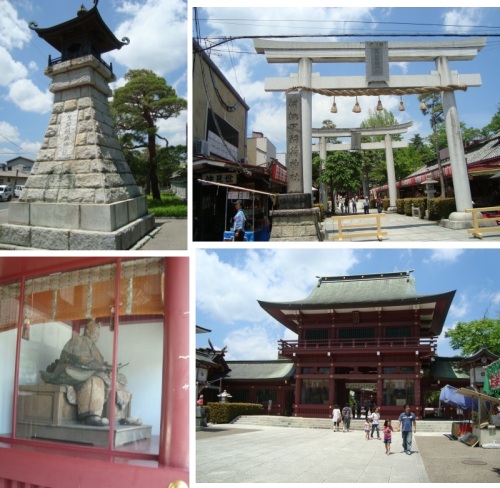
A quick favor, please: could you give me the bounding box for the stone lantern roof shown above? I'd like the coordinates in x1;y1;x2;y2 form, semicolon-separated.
29;1;128;62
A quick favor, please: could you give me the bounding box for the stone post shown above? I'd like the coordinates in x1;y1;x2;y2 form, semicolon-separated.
436;56;474;228
298;58;313;195
319;136;328;211
385;133;397;212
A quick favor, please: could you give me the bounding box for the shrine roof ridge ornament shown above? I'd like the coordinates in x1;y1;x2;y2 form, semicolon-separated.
317;271;414;285
253;38;487;63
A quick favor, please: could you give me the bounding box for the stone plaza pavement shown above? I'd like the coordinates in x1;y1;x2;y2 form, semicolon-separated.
323;211;500;242
196;424;500;483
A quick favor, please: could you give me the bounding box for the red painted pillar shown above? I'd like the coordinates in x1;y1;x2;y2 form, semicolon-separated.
159;257;189;470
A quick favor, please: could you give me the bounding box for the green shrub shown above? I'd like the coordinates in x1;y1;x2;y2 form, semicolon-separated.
205;402;264;424
428;197;456;221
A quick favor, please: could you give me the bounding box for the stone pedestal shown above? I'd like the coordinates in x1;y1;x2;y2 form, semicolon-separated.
0;55;154;250
440;211;474;230
270;194;323;241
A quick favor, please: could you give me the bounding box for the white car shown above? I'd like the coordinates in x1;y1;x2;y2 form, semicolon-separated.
0;185;13;201
14;185;24;198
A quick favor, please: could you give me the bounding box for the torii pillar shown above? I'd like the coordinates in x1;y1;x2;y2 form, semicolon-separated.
0;2;155;250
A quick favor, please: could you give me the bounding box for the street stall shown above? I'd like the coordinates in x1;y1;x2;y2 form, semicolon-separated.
197;179;277;242
439;385;477;438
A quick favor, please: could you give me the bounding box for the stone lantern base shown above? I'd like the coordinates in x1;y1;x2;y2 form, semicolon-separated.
0;197;155;250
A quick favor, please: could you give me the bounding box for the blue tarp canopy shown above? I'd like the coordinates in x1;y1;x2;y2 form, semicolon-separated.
439;385;478;410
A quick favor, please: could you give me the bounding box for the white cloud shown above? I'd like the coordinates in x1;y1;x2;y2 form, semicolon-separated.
442;8;483;34
109;0;186;76
157;110;187;146
196;249;359;328
0;0;32;50
0;120;40;158
224;325;280;360
0;46;28;86
449;292;469;320
426;248;465;264
7;78;52;113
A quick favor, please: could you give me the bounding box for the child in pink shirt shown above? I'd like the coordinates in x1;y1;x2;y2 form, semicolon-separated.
383;419;395;454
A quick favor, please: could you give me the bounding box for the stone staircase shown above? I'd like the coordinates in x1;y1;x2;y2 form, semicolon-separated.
231;415;454;433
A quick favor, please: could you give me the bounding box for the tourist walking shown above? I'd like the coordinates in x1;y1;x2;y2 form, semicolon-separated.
398;404;417;454
342;403;352;432
383;419;395;455
370;406;381;439
363;196;370;214
376;196;383;213
364;418;372;440
332;404;341;432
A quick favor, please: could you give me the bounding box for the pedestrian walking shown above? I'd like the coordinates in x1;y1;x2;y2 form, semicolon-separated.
376;196;383;213
364;418;372;440
370;406;381;439
342;403;352;432
398;404;417;455
363;196;370;214
332;404;341;432
383;419;395;455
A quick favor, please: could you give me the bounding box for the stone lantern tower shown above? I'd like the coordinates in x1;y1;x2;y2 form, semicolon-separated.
0;1;155;250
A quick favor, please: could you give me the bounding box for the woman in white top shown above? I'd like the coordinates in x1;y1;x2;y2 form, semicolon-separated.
370;406;381;439
332;404;341;432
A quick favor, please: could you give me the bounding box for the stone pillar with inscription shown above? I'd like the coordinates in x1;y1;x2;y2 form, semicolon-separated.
269;93;322;241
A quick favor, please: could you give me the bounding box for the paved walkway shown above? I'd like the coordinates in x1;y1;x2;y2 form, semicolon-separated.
323;211;500;242
133;217;187;250
196;424;500;483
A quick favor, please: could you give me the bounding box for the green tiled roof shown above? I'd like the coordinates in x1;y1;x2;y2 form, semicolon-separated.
224;360;295;381
431;357;469;380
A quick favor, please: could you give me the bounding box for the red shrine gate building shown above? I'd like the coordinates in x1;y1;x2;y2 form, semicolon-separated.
212;271;458;420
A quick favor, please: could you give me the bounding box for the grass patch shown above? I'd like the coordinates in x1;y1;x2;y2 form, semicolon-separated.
147;191;187;218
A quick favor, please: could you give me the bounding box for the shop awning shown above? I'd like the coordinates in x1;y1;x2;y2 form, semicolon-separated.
439;385;478;410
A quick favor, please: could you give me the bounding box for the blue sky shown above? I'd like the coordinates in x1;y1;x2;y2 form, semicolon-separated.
196;248;500;359
194;5;500;158
0;0;187;166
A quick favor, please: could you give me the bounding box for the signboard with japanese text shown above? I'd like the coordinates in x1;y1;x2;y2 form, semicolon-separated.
228;191;250;200
271;162;287;185
202;173;237;185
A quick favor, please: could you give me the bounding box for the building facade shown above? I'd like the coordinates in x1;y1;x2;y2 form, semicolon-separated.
207;271;463;420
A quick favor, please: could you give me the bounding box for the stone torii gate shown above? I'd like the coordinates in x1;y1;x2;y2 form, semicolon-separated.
312;122;412;211
254;38;486;227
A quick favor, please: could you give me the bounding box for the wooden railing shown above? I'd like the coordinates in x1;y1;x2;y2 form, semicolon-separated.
465;206;500;239
331;213;387;241
278;337;436;355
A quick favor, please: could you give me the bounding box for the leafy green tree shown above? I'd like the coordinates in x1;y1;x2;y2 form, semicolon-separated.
156;144;187;187
445;317;500;356
482;103;500;137
317;151;362;205
111;69;187;200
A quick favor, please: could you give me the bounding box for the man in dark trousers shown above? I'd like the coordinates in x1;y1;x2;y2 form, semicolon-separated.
398;404;417;454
